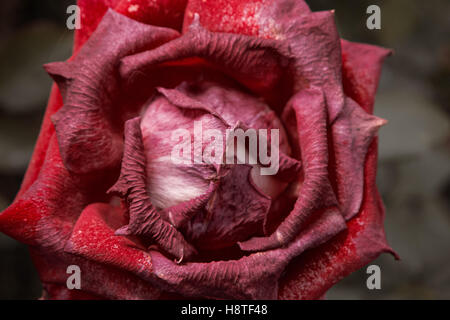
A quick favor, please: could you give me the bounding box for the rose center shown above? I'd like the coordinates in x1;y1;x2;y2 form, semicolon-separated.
140;81;292;250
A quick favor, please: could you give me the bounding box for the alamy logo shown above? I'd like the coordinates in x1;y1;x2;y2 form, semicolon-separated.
66;5;81;30
66;265;81;290
171;121;280;175
366;5;381;30
366;264;381;290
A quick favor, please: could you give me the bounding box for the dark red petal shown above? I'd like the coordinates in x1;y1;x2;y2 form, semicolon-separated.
256;1;344;121
14;85;63;198
165;82;292;154
109;117;197;262
75;0;121;52
120;16;291;100
278;140;398;299
156;86;228;123
184;1;344;121
148;207;345;299
14;1;121;198
182;0;310;36
331;97;387;220
0;135;89;249
2;137;165;300
115;0;188;31
18;0;180;196
31;245;163;300
239;88;342;252
66;191;344;299
77;0;188;51
183;0;264;35
341;39;392;114
259;8;345;122
276;38;396;300
184;164;272;250
276;151;302;182
45;10;179;176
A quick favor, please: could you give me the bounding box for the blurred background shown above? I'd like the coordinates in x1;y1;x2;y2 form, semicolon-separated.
0;0;448;299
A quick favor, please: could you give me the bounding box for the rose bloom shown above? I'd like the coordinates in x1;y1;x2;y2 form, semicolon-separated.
0;0;397;300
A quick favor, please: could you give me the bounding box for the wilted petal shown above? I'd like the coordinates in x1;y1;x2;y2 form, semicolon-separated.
34;201;163;299
190;0;345;121
331;97;387;220
278;140;398;299
109;117;197;262
141;83;295;250
121;15;292;102
240;87;342;252
341;39;392;114
0;135;89;250
45;10;179;177
147;206;345;299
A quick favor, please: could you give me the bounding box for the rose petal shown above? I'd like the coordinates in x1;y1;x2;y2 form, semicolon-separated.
331;97;387;220
15;86;63;198
45;10;179;176
258;7;345;121
66;193;344;299
183;0;265;35
108;117;197;262
183;164;272;250
239;87;342;252
65;203;153;277
278;140;398;299
341;39;392;114
121;15;292;102
75;0;122;52
184;1;344;121
147;207;345;299
115;0;188;31
140;85;293;250
16;1;122;197
182;0;310;36
276;35;396;301
32;239;162;299
0;135;88;250
160;182;217;229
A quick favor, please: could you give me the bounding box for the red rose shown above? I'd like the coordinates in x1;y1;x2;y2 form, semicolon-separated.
0;0;397;300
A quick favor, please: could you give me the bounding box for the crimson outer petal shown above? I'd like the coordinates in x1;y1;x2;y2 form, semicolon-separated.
9;0;125;200
277;40;397;299
0;0;116;243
